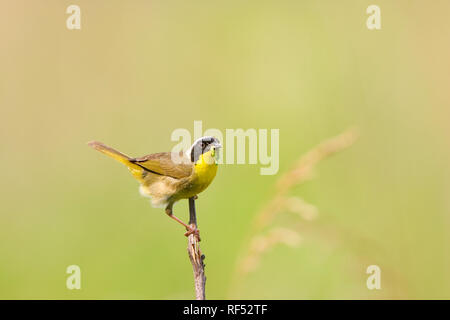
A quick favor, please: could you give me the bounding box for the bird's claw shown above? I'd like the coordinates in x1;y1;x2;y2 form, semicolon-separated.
184;226;201;241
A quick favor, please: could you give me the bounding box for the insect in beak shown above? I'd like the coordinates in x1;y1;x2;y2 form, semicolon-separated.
211;143;221;159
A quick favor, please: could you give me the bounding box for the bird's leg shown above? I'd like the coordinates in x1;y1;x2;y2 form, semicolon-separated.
165;205;200;240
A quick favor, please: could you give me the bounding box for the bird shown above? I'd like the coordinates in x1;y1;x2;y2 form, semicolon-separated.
88;136;221;238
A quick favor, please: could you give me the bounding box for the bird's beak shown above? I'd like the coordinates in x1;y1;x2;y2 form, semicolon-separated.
214;142;222;149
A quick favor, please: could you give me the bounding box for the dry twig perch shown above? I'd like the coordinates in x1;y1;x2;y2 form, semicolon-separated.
187;197;206;300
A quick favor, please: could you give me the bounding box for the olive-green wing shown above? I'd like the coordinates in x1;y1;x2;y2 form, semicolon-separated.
129;151;192;179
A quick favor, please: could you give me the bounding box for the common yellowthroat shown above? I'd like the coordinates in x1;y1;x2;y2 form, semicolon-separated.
88;136;221;237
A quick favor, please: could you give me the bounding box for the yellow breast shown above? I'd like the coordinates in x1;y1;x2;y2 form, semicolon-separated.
191;149;218;193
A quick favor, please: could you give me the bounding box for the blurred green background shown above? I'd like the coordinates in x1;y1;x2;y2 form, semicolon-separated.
1;0;449;299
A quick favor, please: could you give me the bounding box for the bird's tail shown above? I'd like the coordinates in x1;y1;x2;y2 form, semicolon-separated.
88;141;144;181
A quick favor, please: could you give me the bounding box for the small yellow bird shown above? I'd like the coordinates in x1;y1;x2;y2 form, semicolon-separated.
88;136;221;237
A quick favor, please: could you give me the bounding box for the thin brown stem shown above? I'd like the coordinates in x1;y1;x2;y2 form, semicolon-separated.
187;197;206;300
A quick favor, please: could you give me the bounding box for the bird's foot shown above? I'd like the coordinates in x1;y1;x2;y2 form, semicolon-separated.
184;226;201;241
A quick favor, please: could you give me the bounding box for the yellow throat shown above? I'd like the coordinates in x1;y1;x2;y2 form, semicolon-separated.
192;149;218;191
